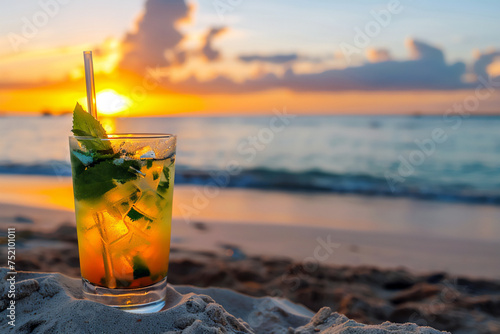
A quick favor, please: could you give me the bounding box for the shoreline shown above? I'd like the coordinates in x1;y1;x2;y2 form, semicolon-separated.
1;175;500;241
1;202;499;280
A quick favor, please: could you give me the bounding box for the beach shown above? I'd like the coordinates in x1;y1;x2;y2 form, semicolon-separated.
2;175;500;278
1;109;500;334
1;175;500;333
1;219;500;333
2;0;500;332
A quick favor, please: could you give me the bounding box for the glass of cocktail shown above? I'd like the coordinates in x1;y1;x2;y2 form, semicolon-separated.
69;133;176;313
69;51;175;313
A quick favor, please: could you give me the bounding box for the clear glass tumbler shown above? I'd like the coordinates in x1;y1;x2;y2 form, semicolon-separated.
69;134;176;313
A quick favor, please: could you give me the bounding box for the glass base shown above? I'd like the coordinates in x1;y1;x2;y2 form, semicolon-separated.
82;277;167;313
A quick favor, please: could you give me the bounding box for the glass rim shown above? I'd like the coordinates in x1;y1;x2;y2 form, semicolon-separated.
70;133;176;140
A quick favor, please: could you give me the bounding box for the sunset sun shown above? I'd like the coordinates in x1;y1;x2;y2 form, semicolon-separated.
79;89;131;116
96;90;131;115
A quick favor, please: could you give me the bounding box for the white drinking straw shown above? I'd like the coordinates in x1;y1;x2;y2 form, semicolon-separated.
83;51;98;118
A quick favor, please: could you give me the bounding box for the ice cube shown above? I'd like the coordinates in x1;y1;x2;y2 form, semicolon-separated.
125;219;152;239
137;164;163;192
124;208;153;232
75;202;98;232
134;146;154;159
110;254;134;280
77;216;98;233
71;150;93;166
94;211;130;245
108;223;150;258
140;150;156;159
107;186;142;220
79;224;103;250
103;183;142;205
132;190;161;219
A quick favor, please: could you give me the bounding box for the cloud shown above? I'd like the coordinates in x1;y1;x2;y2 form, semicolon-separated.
406;39;445;63
119;0;189;73
201;27;228;61
473;49;500;80
174;39;468;93
239;54;299;64
118;0;227;69
277;39;466;91
237;53;332;65
109;4;473;96
366;48;391;63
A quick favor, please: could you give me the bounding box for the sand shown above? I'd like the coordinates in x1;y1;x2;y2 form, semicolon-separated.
1;175;499;332
9;237;500;333
0;269;448;333
1;200;499;279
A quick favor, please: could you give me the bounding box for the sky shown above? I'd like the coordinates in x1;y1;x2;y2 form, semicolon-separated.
1;0;500;116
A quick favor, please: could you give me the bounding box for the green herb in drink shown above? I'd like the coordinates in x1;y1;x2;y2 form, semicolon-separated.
157;167;170;194
70;104;142;201
132;255;151;279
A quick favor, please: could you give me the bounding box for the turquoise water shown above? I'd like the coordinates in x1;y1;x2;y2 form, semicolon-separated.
1;114;499;204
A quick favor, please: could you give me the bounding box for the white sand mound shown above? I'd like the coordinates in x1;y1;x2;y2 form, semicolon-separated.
0;269;448;333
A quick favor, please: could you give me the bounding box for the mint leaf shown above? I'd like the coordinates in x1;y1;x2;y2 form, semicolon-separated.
146;160;153;169
157;167;170;194
71;103;112;152
70;103;147;202
71;158;142;201
72;103;107;138
132;255;150;279
70;150;88;176
127;208;143;221
71;161;117;200
127;207;152;222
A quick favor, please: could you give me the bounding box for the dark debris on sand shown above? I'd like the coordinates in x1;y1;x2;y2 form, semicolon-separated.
3;225;500;334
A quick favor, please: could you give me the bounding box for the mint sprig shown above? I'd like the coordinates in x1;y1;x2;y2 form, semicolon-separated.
71;154;141;201
70;103;142;201
71;103;112;152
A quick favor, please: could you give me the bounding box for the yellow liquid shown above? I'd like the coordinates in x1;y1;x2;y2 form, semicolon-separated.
74;159;174;289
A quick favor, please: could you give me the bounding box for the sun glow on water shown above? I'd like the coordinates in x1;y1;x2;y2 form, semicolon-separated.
100;117;116;133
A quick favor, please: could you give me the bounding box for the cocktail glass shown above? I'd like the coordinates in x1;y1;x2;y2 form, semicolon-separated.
69;134;176;313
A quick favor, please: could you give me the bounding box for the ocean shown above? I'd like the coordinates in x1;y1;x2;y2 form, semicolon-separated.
1;114;499;205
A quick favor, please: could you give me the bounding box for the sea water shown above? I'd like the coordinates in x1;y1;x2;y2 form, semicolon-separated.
1;114;499;205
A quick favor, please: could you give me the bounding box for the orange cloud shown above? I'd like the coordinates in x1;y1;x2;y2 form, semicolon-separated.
366;48;391;63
